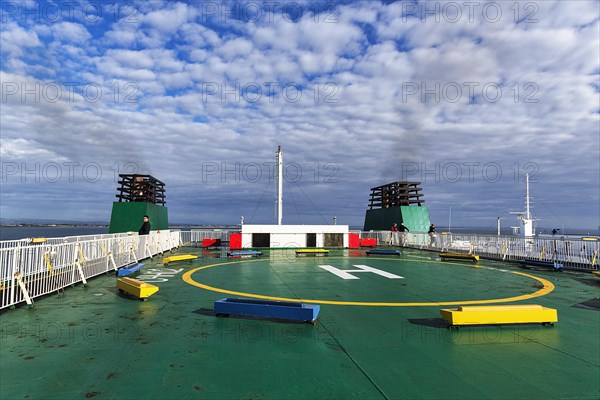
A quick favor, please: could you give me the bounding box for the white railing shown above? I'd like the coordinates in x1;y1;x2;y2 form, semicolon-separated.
363;230;599;270
0;231;180;310
0;232;136;252
190;229;236;244
4;228;596;309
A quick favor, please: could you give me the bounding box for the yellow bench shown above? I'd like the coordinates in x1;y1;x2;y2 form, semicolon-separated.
163;254;198;264
295;249;329;256
440;305;557;327
117;277;159;300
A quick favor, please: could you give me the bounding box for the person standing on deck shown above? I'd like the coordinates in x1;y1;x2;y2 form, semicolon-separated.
399;222;409;246
428;224;436;247
389;223;398;246
139;215;151;235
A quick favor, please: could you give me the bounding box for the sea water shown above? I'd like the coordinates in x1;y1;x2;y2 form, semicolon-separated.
0;226;109;241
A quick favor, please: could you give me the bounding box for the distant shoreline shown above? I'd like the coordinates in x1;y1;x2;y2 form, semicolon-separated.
1;224;108;228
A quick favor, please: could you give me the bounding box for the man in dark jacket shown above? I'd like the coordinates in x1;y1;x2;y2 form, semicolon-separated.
399;222;409;246
428;224;436;247
139;215;151;235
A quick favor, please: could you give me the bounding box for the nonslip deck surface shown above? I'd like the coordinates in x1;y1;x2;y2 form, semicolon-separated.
1;248;599;399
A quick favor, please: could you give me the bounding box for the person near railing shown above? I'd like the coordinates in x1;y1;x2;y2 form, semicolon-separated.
389;223;398;246
138;215;151;235
399;222;409;247
428;224;436;247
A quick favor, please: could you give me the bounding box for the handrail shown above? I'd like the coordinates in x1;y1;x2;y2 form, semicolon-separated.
362;230;599;270
0;231;180;309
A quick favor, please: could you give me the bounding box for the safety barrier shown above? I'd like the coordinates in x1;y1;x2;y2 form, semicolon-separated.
364;231;599;270
2;228;597;309
0;231;180;310
189;229;236;245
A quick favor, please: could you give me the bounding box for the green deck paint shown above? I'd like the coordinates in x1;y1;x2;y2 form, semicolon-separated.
1;248;598;400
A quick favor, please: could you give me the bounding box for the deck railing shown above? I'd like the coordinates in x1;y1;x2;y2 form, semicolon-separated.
0;231;180;310
2;228;597;309
369;231;599;270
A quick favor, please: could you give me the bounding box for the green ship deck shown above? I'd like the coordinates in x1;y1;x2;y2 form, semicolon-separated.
1;248;599;399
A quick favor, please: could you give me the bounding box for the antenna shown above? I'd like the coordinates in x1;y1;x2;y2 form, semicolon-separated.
276;146;283;225
525;173;531;220
509;173;537;237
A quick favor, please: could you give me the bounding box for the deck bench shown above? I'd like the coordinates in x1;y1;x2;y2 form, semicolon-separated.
214;298;320;323
116;263;145;277
117;277;159;300
439;253;479;262
163;254;198;264
440;304;558;327
295;249;329;256
228;250;262;257
366;249;401;256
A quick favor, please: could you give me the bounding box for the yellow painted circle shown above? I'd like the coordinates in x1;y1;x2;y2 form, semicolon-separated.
182;257;555;307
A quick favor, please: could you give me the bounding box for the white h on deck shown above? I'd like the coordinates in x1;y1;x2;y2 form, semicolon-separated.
318;265;404;280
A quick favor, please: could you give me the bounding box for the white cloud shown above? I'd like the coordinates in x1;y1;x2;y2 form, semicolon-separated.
0;22;42;57
217;38;254;60
0;1;598;228
51;22;91;44
105;49;155;69
0;138;69;161
143;2;190;33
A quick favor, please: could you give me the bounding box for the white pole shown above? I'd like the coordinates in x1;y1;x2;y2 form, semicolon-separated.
525;174;530;220
276;146;283;225
497;217;501;236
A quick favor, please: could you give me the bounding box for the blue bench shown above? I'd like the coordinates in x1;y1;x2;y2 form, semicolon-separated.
366;250;401;256
228;251;263;257
214;298;320;323
516;260;563;270
116;263;145;277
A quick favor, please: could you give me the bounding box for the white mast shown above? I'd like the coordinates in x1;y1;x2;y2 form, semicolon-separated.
525;173;531;220
522;173;534;237
510;173;536;237
276;146;283;225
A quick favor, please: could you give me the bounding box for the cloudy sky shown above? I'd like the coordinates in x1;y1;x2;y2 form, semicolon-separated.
1;0;599;231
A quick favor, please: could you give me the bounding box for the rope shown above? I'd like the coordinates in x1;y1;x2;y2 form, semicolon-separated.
286;184;303;224
248;180;271;224
293;181;329;224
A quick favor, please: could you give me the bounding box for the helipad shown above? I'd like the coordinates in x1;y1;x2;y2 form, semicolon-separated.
183;254;555;306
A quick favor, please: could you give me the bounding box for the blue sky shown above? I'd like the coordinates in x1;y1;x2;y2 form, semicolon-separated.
1;0;599;231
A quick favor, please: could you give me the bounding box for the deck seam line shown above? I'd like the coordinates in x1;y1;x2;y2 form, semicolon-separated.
318;320;391;400
266;261;391;398
500;326;600;368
